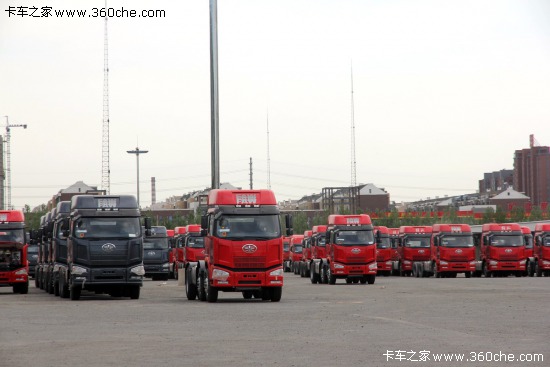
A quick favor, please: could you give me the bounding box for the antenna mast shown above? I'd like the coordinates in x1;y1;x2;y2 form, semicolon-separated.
266;110;271;189
350;62;357;188
101;0;111;194
3;116;27;210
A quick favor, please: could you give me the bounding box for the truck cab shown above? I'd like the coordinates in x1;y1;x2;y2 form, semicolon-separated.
533;223;550;277
189;189;288;303
0;210;29;294
282;236;291;272
143;226;170;281
426;224;475;278
299;230;313;278
167;229;175;278
374;226;392;276
172;226;187;280
51;201;71;297
309;225;327;284
396;226;432;277
65;195;147;300
479;223;525;277
323;214;377;285
289;235;304;275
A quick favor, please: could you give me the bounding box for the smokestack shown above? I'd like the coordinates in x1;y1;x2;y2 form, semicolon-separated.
530;134;534;148
151;177;156;205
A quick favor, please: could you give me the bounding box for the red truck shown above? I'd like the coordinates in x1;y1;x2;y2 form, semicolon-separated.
320;214;377;285
0;210;29;294
309;225;327;283
180;224;207;299
532;223;550;277
389;228;400;275
188;189;290;302
415;224;475;278
167;229;175;278
479;223;525;277
282;236;291;272
396;226;432;277
289;234;304;275
299;230;313;278
374;226;392;276
171;226;187;280
522;227;535;276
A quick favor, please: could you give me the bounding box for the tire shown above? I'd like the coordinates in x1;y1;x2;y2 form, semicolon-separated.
483;263;492;278
465;271;471;278
321;264;328;284
242;290;253;299
129;286;140;300
399;263;406;277
310;264;319;284
528;261;535;277
261;288;271;301
19;282;29;294
270;287;282;302
535;262;542;277
328;266;336;285
345;278;352;284
54;279;60;297
34;274;39;288
48;274;55;294
60;277;69;299
206;276;218;303
174;264;179;280
366;275;376;284
185;268;197;300
412;263;418;278
360;276;367;284
197;271;207;301
70;284;81;301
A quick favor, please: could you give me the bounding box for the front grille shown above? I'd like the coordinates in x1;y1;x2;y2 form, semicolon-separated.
238;280;261;285
94;275;124;280
346;256;366;263
449;256;469;261
234;256;266;268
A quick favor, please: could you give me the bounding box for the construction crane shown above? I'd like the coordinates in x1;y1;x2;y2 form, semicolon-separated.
3;116;27;210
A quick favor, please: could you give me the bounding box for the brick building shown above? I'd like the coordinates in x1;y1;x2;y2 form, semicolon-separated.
514;135;550;206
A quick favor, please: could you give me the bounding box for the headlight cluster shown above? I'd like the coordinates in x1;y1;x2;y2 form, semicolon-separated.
71;265;87;275
212;268;230;281
333;263;344;269
130;265;145;276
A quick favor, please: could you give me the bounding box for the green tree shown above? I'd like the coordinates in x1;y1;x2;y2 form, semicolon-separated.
510;206;526;223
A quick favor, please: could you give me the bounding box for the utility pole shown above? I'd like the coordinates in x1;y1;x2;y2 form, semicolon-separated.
249;157;253;189
126;147;148;208
3;116;27;210
209;0;220;190
266;110;271;190
101;0;111;194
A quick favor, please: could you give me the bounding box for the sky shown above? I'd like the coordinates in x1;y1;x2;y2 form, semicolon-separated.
1;0;549;211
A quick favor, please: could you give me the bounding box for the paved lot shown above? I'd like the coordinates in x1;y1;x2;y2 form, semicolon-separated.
0;274;548;367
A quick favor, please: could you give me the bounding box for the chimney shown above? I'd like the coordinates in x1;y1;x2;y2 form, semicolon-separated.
151;177;156;205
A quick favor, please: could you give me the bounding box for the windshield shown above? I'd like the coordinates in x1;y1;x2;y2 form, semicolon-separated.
490;235;523;247
335;230;375;246
316;236;326;247
377;237;391;249
0;229;24;243
292;245;303;253
74;217;141;239
404;236;430;248
215;215;281;240
187;237;204;248
144;237;169;250
440;235;474;248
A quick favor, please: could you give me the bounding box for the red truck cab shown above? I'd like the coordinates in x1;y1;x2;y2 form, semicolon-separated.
309;225;327;283
172;226;187;280
189;189;288;302
428;224;475;278
533;224;550;277
299;230;313;278
389;228;400;275
0;210;29;294
289;235;304;275
397;226;432;276
480;223;525;277
324;214;377;285
282;236;291;272
167;229;175;278
374;226;392;276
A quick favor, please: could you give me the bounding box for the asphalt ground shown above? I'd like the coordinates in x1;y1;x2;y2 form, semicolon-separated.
0;273;548;367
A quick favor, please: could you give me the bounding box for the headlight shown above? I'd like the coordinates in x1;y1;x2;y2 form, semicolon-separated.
333;263;344;269
162;262;170;268
212;268;230;281
130;265;145;276
440;261;448;266
368;262;377;270
489;260;498;266
519;260;526;265
542;260;550;266
15;268;28;275
270;268;283;276
71;265;87;275
470;261;477;266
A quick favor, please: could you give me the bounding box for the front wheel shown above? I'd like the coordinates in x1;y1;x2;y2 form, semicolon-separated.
366;275;376;285
185;267;197;300
242;290;253;299
197;271;206;301
69;283;81;301
270;287;282;302
310;264;319;284
129;286;140;300
206;276;218;303
328;266;336;285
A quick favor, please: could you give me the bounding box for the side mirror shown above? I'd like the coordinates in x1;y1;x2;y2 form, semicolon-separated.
285;214;293;229
286;228;293;236
375;230;381;243
63;229;70;238
144;217;152;230
201;215;208;231
201;229;207;236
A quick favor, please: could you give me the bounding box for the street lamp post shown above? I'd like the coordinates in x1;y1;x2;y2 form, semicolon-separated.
126;147;148;208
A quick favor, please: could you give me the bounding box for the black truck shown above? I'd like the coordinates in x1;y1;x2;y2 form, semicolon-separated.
51;201;71;297
143;226;170;281
63;195;148;300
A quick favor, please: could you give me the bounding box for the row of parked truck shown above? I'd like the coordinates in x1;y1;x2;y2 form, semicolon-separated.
284;221;550;282
3;189;550;300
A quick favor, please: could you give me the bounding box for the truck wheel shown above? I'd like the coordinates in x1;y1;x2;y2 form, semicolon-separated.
328;267;336;285
360;276;367;284
345;278;352;284
465;271;471;278
34;274;39;288
174;265;179;280
19;282;29;294
242;290;253;299
483;263;492;278
310;264;319;284
304;264;310;277
261;288;271;301
60;277;69;299
197;271;207;301
366;275;376;285
270;287;282;302
185;268;197;300
535;262;542;277
48;276;55;294
54;280;59;297
129;286;140;300
399;263;406;277
252;290;262;299
70;284;81;301
206;277;218;303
